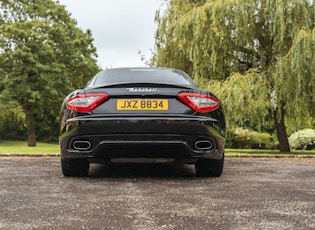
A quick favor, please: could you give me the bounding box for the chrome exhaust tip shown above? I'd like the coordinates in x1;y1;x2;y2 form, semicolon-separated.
73;141;92;151
194;140;214;150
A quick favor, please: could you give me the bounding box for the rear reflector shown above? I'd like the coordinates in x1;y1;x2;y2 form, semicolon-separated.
177;92;219;112
66;93;109;112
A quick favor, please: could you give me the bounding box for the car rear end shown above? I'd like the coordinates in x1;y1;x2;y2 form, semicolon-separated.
59;68;225;177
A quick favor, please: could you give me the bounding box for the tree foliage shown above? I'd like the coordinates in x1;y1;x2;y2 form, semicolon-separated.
0;0;99;145
153;0;315;151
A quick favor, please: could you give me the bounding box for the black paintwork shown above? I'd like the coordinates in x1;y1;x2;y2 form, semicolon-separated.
59;67;225;167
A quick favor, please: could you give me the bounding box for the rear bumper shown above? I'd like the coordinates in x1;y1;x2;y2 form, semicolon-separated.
59;115;225;162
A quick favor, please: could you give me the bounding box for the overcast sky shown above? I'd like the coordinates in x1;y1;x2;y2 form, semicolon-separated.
58;0;161;69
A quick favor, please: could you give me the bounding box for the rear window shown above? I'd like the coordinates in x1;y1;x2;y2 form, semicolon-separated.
87;68;197;88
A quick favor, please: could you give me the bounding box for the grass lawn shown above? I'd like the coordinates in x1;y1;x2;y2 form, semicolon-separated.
226;149;315;157
0;141;314;157
0;141;60;155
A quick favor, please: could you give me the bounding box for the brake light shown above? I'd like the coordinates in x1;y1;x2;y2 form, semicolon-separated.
177;92;219;112
66;93;109;112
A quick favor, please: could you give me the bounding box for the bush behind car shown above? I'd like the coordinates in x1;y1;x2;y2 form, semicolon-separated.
289;129;315;150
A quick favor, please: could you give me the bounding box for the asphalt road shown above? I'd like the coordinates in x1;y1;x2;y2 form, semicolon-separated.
0;156;314;230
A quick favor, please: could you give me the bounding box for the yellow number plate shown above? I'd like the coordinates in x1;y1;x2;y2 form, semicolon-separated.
117;99;168;110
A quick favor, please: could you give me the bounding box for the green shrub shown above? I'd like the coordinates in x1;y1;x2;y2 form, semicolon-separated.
289;129;315;150
228;127;278;149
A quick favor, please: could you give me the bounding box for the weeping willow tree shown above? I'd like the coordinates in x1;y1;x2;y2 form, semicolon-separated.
152;0;315;152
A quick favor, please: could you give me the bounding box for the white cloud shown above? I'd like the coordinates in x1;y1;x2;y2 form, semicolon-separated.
58;0;160;68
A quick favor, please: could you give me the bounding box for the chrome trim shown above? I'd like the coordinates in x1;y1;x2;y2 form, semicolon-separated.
194;140;214;150
73;141;92;151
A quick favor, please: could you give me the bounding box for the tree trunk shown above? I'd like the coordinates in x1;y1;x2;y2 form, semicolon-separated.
273;101;290;152
24;103;36;147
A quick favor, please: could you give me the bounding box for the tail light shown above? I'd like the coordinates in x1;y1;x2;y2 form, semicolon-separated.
66;93;109;112
177;92;219;112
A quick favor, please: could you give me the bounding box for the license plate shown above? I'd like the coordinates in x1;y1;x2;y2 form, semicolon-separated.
117;99;168;110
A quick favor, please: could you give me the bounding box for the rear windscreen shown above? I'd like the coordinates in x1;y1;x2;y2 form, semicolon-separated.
87;68;197;88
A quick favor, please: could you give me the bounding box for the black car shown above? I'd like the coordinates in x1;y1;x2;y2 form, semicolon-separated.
59;67;225;177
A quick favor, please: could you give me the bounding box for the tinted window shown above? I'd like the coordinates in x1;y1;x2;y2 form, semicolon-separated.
87;68;197;88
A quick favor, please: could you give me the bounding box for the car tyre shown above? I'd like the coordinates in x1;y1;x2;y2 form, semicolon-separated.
195;154;224;177
61;158;89;177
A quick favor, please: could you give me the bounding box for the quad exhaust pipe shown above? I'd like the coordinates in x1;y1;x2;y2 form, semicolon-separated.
194;140;214;150
73;140;92;151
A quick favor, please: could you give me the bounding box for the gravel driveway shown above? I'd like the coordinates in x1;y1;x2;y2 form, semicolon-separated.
0;156;314;229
